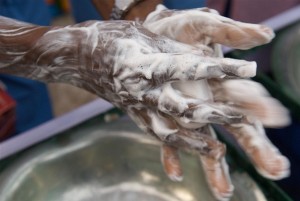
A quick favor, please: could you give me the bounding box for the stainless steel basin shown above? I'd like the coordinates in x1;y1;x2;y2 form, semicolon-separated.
0;119;266;201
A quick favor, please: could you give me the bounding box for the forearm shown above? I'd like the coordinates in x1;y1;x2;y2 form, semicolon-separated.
0;16;144;99
0;16;110;99
0;16;51;77
0;17;99;86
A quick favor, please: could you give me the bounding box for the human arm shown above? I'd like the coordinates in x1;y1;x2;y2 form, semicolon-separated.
0;8;290;200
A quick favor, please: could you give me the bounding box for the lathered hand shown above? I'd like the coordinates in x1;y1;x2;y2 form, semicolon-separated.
0;9;290;200
0;15;256;125
143;5;290;200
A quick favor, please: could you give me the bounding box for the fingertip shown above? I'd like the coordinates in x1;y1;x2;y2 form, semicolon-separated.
262;112;291;128
168;173;183;182
211;185;234;201
161;144;183;182
220;58;257;78
257;155;291;180
237;61;257;78
254;98;291;128
259;25;275;42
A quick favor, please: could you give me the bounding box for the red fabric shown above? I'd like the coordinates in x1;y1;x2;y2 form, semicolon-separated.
0;88;16;141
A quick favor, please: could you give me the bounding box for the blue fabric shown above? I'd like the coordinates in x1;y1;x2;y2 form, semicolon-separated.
70;0;102;22
70;0;206;23
163;0;206;9
0;0;51;25
0;0;53;134
266;118;300;201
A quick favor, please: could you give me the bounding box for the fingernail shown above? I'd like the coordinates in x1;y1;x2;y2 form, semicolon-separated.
238;61;257;77
168;173;183;182
260;25;275;40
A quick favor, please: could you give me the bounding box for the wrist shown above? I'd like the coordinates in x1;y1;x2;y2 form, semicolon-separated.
0;16;50;69
124;0;162;21
92;0;162;21
110;0;144;20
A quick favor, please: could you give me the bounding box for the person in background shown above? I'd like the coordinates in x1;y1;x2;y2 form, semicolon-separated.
0;0;53;134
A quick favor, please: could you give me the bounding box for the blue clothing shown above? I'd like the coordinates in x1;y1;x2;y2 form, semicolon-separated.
0;0;53;134
0;0;51;26
266;118;300;201
70;0;206;22
70;0;103;22
164;0;206;9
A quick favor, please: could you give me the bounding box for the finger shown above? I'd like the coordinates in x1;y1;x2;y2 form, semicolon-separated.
206;15;275;49
199;126;234;201
144;7;274;50
153;83;245;127
168;56;257;80
200;156;233;201
180;103;244;126
160;124;232;201
209;79;291;127
161;144;183;181
224;121;290;180
125;53;257;84
129;105;233;198
126;107;179;141
119;52;256;92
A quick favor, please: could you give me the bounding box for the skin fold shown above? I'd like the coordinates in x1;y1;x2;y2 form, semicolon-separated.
0;4;291;201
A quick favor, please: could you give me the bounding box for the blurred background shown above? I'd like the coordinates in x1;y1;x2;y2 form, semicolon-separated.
0;0;299;200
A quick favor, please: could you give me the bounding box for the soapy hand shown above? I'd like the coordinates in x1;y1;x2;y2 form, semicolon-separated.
142;5;291;200
0;9;290;200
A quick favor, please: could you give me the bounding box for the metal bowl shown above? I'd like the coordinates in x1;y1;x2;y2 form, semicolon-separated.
272;22;300;102
0;119;266;201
